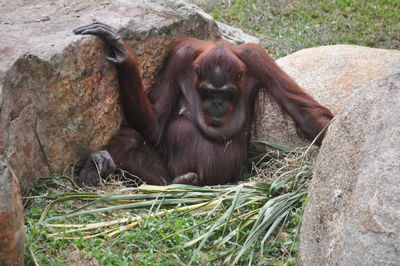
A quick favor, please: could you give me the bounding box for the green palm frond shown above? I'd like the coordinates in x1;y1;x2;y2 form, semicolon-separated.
40;143;316;264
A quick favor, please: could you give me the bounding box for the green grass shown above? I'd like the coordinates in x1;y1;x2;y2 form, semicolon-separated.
26;205;302;265
25;145;316;265
207;0;399;58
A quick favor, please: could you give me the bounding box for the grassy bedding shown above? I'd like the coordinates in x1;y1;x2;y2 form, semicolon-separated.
24;1;398;265
25;144;317;265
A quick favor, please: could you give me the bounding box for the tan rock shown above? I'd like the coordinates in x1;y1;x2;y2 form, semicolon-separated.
0;0;258;193
254;45;400;148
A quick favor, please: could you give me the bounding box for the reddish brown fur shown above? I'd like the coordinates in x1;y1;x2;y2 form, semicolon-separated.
103;38;333;186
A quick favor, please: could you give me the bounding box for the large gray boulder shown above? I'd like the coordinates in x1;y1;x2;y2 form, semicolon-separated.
254;45;400;147
299;73;400;265
0;0;258;193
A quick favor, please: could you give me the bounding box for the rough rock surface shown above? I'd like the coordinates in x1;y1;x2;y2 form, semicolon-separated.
0;0;258;193
255;45;400;148
300;73;400;265
0;159;25;265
